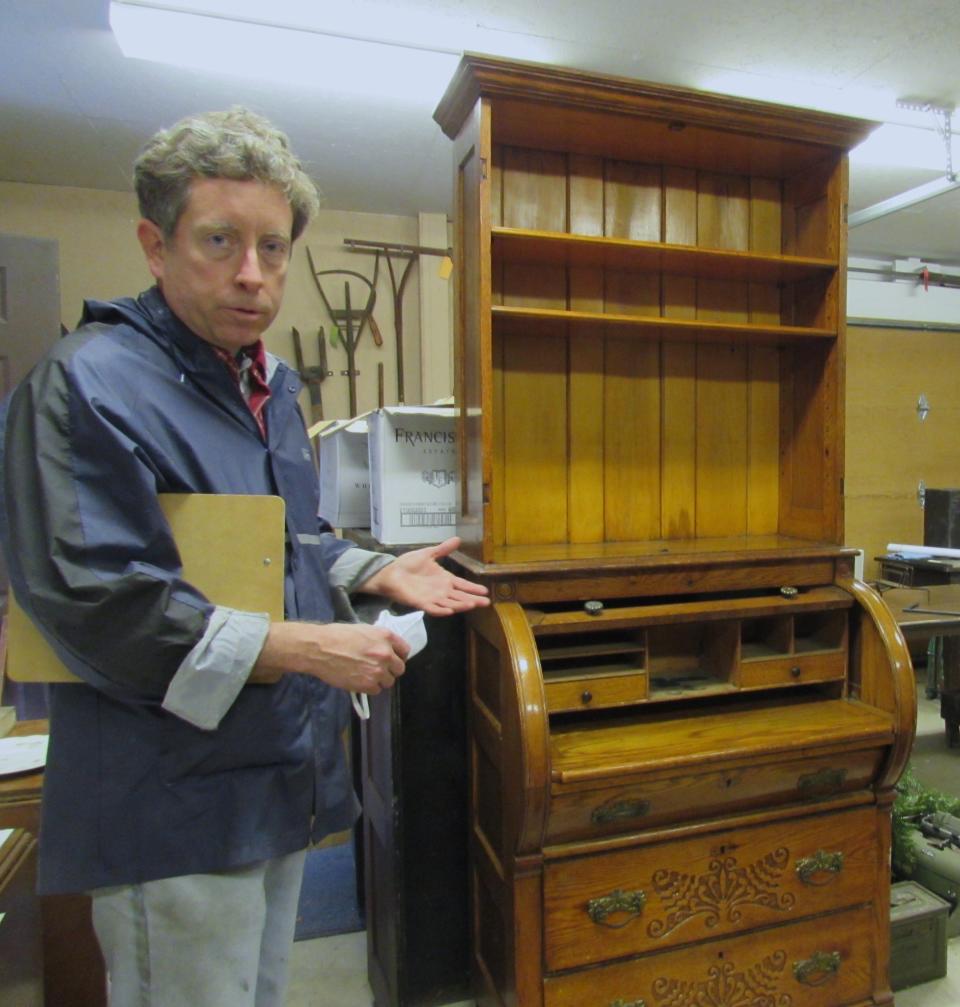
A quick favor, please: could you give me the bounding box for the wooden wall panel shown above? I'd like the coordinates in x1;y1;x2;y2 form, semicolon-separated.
499;148;568;545
698;172;750;328
661;166;698;538
846;324;960;578
568;154;604;237
502;331;569;544
747;346;781;535
567;157;606;542
604;161;661;240
662;343;697;538
696;344;749;536
604;338;661;540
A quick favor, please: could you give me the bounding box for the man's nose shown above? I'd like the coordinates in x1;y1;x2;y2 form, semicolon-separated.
235;245;264;288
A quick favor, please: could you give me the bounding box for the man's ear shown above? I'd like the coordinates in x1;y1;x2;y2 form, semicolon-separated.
137;219;166;281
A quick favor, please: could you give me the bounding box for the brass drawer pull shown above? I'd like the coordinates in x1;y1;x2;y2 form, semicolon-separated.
797;767;846;798
793;950;841;986
586;888;646;928
591;799;651;825
795;849;845;885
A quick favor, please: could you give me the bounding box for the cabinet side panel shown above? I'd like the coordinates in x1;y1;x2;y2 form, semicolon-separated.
453;101;492;558
780;340;841;540
604;338;661;540
696;344;749;536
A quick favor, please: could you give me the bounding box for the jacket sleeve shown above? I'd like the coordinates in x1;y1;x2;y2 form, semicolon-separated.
0;347;212;701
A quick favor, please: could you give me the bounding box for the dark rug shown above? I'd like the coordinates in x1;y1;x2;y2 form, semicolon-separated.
294;842;365;942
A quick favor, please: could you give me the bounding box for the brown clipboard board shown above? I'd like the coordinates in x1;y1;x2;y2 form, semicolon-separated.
5;494;285;684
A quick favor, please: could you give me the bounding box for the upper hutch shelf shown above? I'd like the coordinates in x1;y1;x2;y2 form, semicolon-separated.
492;227;839;281
435;55;876;567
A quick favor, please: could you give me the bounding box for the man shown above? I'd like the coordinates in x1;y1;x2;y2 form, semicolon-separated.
0;107;487;1006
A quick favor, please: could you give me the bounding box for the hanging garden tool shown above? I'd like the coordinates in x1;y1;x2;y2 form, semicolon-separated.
291;325;331;424
344;238;452;406
306;246;381;418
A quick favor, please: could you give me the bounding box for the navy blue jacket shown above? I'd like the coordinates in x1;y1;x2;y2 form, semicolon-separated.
0;287;356;894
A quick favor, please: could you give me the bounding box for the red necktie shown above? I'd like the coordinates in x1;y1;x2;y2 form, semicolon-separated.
213;342;271;438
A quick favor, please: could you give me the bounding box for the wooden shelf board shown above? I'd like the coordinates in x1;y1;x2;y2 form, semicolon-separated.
492;304;835;343
463;535;851;573
492;226;838;282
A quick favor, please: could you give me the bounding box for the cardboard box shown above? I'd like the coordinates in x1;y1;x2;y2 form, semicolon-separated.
368;406;457;545
317;417;371;529
890;880;949;991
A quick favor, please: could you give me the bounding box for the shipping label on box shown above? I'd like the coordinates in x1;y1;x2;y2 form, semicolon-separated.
368;406;457;545
317;417;370;529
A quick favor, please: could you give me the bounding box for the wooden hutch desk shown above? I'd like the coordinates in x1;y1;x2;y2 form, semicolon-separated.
434;55;915;1007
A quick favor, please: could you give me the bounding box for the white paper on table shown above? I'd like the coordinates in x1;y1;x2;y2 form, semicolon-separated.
351;610;428;720
0;734;48;776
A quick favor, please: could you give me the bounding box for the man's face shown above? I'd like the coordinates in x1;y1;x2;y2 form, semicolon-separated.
137;177;294;353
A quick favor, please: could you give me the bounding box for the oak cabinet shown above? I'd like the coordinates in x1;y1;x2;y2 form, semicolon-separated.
434;55;915;1007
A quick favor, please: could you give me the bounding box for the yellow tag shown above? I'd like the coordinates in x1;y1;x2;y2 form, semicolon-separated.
438;256;453;280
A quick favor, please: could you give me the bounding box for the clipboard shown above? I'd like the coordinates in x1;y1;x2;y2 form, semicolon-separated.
5;494;285;684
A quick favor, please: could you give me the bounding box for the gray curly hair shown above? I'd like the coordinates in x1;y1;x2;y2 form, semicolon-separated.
133;107;320;241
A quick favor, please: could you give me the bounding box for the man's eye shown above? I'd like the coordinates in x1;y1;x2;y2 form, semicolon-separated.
207;233;232;250
262;240;290;261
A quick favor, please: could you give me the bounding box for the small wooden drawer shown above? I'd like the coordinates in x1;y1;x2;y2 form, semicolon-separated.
546;746;884;843
544;671;647;712
543;806;877;970
739;650;847;690
543;904;874;1007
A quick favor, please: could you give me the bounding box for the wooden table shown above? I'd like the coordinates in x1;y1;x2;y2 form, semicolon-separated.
0;828;42;1006
0;720;106;1007
880;584;960;745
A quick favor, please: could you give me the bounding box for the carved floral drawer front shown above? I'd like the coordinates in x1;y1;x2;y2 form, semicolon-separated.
542;904;874;1007
542;807;877;971
545;748;884;844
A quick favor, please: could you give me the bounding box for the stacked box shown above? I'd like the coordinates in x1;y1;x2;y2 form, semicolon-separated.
317;417;370;529
367;406;456;546
889;880;949;991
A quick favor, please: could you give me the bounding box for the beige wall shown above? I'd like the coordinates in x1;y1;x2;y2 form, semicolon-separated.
845;323;960;579
0;181;452;420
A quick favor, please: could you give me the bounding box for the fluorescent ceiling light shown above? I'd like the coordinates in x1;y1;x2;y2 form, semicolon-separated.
109;1;461;101
848;175;960;228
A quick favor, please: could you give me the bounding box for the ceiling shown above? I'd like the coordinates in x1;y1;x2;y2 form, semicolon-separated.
5;0;960;262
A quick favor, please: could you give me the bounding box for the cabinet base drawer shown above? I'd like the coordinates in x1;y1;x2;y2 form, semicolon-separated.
547;746;883;843
543;904;874;1007
544;806;878;971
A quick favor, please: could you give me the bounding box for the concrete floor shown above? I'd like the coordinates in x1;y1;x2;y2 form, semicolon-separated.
287;683;960;1006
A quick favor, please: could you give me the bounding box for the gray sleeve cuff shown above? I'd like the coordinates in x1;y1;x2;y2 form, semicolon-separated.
161;606;270;731
329;547;394;593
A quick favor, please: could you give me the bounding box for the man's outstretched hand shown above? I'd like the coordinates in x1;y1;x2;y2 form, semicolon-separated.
358;536;490;616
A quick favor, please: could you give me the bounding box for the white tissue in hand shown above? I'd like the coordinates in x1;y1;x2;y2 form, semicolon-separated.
374;609;427;659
